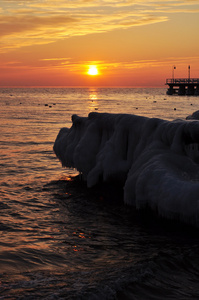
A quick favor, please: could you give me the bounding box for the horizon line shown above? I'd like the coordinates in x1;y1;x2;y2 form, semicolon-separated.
0;85;166;89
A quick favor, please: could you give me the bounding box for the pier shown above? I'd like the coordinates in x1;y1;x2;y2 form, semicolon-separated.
166;78;199;96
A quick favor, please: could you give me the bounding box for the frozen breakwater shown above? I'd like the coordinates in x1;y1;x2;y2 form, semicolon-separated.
54;112;199;227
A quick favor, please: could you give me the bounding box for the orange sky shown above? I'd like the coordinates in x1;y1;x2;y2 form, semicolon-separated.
1;0;199;87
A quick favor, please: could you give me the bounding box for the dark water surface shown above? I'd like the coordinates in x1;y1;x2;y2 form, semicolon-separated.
0;88;199;299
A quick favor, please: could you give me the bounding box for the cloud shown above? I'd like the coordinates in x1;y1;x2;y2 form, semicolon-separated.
32;56;199;73
1;55;199;81
0;15;79;37
119;15;168;26
0;0;199;52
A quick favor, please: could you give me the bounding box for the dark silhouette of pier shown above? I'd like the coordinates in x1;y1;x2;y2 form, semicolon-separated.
166;65;199;95
166;78;199;95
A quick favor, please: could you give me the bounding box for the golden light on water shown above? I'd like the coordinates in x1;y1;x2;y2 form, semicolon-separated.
88;89;99;112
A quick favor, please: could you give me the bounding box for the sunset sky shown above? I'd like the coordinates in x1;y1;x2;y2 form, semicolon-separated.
1;0;199;87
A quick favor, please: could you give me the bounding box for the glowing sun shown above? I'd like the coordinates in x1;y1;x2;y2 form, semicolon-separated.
87;65;98;76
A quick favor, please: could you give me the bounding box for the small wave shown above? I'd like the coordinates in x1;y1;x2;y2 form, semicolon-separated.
1;140;53;147
0;249;198;299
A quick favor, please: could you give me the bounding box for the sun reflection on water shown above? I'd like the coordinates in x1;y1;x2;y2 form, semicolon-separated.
88;89;99;112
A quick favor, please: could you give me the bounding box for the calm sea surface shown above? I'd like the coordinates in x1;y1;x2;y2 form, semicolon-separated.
0;87;199;299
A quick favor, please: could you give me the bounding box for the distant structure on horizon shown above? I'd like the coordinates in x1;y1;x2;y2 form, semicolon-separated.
166;65;199;95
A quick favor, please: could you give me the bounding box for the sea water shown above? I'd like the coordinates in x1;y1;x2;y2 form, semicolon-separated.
0;87;199;299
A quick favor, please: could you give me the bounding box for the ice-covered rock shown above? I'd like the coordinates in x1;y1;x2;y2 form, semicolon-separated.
54;112;199;227
186;110;199;120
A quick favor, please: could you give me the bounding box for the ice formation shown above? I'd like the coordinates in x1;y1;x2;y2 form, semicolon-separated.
186;110;199;120
54;112;199;227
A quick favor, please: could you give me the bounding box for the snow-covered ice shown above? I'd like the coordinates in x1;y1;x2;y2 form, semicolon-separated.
186;110;199;120
54;112;199;227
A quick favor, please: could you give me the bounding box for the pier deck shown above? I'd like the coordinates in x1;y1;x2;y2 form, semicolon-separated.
166;78;199;95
